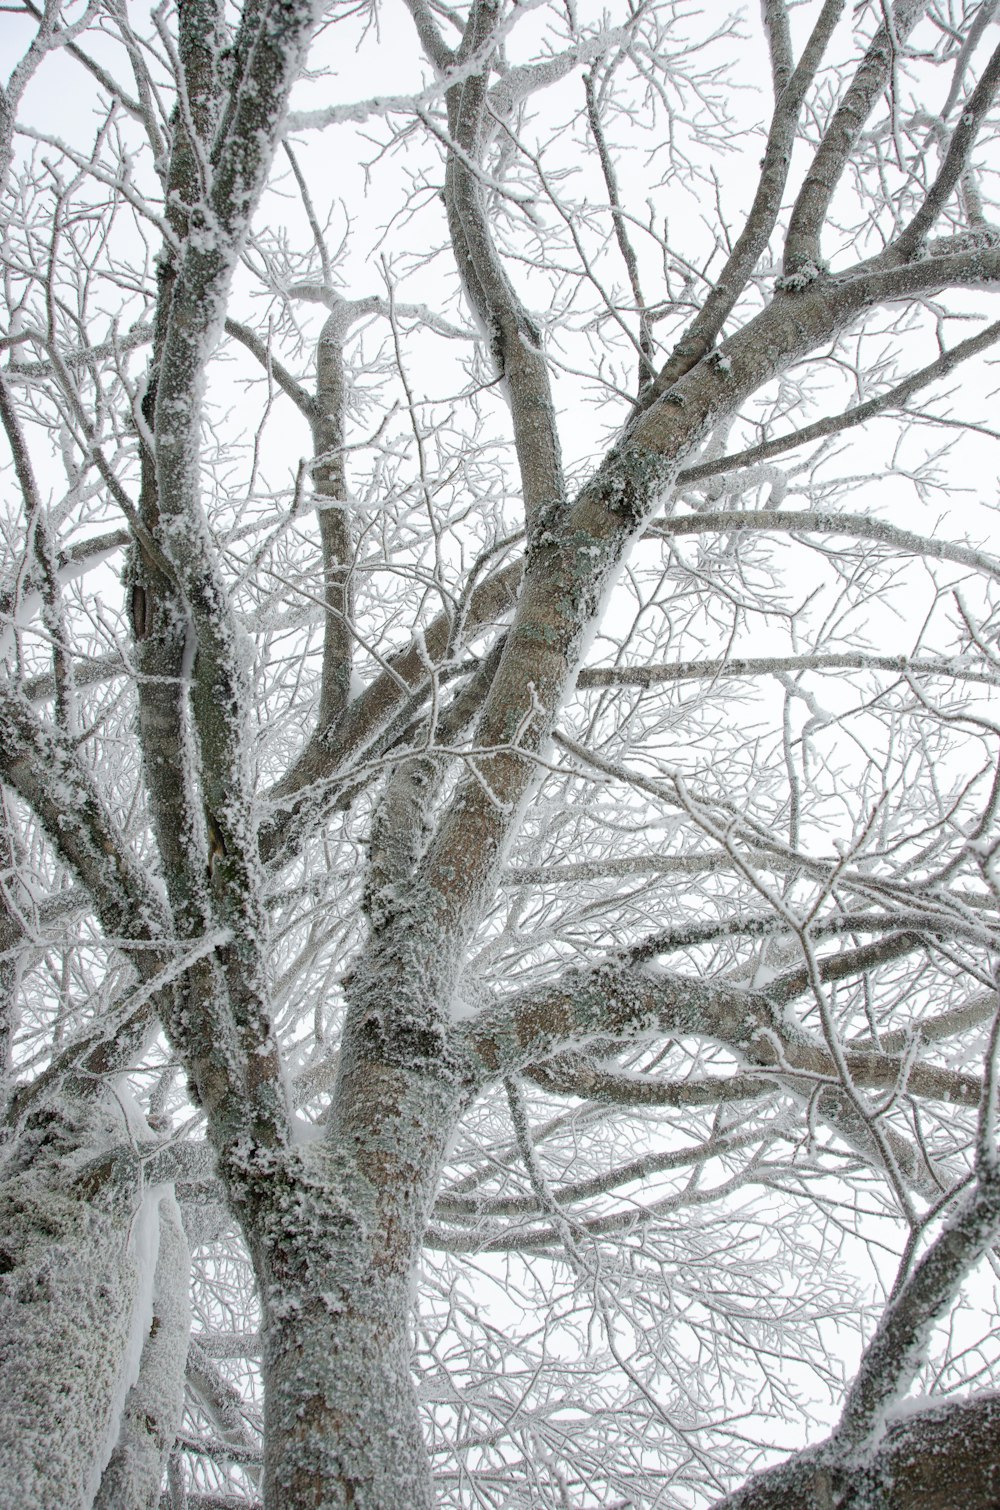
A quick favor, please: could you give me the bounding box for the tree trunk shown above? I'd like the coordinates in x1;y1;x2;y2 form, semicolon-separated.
235;960;464;1509
260;1274;432;1510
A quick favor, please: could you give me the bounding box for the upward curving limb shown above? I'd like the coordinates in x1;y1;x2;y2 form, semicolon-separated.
648;0;845;399
441;0;565;537
783;0;927;280
891;32;1000;261
715;1165;1000;1508
410;235;1000;965
128;0;326;1158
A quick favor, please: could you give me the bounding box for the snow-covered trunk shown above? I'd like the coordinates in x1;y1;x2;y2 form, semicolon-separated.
0;1104;166;1509
235;949;465;1509
93;1194;190;1510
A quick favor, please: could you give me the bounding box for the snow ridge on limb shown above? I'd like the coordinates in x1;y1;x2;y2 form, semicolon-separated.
715;1179;1000;1508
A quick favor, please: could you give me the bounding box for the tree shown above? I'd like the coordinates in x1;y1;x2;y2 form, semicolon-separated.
2;0;1000;1503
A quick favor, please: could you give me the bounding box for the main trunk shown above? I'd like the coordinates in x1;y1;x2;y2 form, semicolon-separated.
260;1271;433;1510
234;962;465;1510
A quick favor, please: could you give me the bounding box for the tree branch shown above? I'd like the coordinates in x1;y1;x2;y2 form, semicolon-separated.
584;67;655;394
578;649;1000;692
674;317;1000;485
716;1177;1000;1507
649;508;1000;583
892;36;1000;262
224;318;317;421
648;0;845;397
783;0;925;279
443;0;564;536
259;556;522;866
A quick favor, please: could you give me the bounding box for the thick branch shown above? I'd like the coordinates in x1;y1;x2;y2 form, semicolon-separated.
717;1176;1000;1508
674;317;1000;485
401;0;454;72
414;239;1000;968
464;960;968;1101
464;960;974;1208
444;0;564;533
311;311;353;731
0;685;166;946
716;1390;1000;1508
143;0;323;1154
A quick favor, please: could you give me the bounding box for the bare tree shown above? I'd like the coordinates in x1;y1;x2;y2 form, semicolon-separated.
2;0;1000;1505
